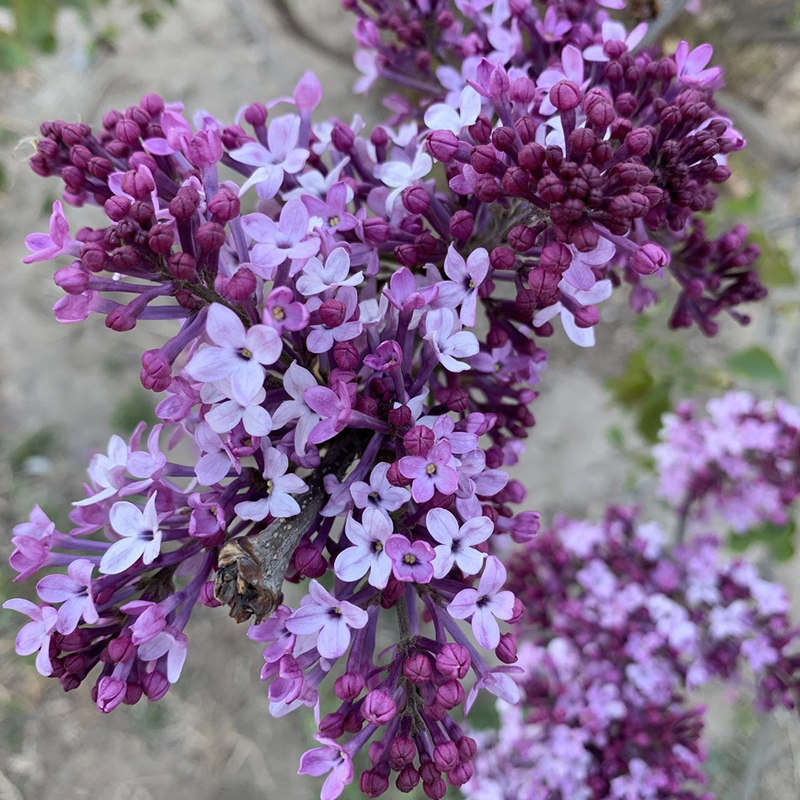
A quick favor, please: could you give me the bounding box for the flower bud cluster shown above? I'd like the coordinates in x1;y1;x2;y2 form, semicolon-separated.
348;0;765;341
465;505;800;799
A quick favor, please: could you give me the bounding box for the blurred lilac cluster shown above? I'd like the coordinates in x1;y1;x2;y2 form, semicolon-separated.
466;505;800;800
656;391;800;534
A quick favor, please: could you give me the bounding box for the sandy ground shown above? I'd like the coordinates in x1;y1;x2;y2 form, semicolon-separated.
1;1;799;798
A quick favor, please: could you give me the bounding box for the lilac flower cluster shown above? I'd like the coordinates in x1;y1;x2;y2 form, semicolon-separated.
3;1;774;798
348;0;765;339
655;391;800;534
7;67;548;797
465;505;800;800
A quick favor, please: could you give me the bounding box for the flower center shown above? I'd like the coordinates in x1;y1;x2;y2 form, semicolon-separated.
272;306;286;321
329;215;340;227
372;540;383;554
238;347;253;361
265;479;274;495
403;553;418;566
426;463;437;476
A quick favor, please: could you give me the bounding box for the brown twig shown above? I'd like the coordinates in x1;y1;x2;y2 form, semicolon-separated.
214;431;367;622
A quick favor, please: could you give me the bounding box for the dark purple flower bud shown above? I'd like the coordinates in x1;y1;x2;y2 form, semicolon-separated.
426;129;459;162
445;387;469;413
632;242;669;274
130;200;155;225
389;404;412;429
436;643;470;678
394;244;418;268
569;221;599;252
489;246;514;272
396;765;420;793
515;116;537;144
222;124;249;150
319;299;346;329
551;80;582;111
121;169;155;201
403;653;433;684
69;144;92;169
510;76;536;104
468;115;492;144
508;225;538;252
207;188;240;222
168;186;201;221
386;462;410;488
196;221;226;252
342;708;362;733
243;103;268;127
332;341;358;370
60;123;87;147
511;510;541;543
319;711;345;739
496;632;518;663
335;671;365;701
471;144;497;174
294;544;326;578
402;185;430;214
502;166;530;197
423;777;447;800
540;242;571;273
363;689;396;725
107;635;136;663
583;89;615;129
141;349;173;392
433;742;459;772
419;760;441;785
331;121;355;152
104;195;131;223
216;267;256;301
147;223;174;255
55;265;89;294
360;217;389;245
447;763;474;787
449;210;474;241
140;93;164;116
168;251;196;280
403;425;435;456
537;174;564;204
61;165;85;192
473;176;501;203
509;597;525;624
491;126;517;155
389;736;416;770
568;128;597;157
360;770;389;798
435;679;465;710
105;303;138;332
114;118;141;145
142;670;170;701
625;127;653;156
517;143;545;172
29;153;52;177
457;736;477;761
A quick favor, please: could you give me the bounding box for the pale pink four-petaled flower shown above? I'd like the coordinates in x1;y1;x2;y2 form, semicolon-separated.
424;307;479;372
234;447;308;521
100;493;162;575
427;508;492;579
36;558;98;634
285;580;368;659
448;555;516;649
186;303;282;405
334;507;394;589
436;244;490;327
384;534;436;583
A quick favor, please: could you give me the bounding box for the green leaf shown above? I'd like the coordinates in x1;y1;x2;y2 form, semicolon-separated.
728;520;796;562
636;381;672;443
725;346;784;385
748;231;796;288
606;351;654;406
11;0;58;50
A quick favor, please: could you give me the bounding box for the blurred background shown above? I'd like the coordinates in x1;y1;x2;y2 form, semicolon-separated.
2;1;800;797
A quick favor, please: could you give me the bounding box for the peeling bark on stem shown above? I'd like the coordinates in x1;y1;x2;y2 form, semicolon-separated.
214;431;367;623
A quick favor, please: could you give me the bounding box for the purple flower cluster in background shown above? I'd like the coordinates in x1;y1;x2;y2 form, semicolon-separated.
2;1;784;798
465;503;800;800
655;391;800;534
